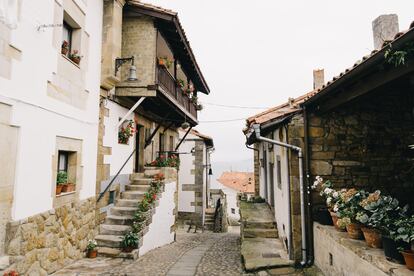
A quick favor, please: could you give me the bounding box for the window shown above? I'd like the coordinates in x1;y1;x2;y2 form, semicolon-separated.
58;151;69;172
159;133;165;153
277;155;282;189
61;21;73;57
231;208;235;214
169;135;174;151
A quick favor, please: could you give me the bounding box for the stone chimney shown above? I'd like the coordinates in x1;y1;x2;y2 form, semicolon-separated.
313;69;324;90
372;14;399;49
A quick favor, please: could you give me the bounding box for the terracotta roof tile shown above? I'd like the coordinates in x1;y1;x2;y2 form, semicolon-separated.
217;172;255;193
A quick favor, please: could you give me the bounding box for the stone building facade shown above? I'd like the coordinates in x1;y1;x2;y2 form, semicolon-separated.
177;130;214;227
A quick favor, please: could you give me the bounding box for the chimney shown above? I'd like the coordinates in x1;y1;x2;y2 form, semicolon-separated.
372;14;399;49
313;69;324;90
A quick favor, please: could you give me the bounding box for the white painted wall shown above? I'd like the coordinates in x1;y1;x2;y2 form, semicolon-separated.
210;182;240;223
0;0;103;220
103;100;135;176
139;181;176;256
177;134;196;213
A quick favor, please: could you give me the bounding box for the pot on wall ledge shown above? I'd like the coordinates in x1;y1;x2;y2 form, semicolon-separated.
87;249;97;258
346;223;363;239
361;227;382;248
56;185;63;195
382;235;409;264
329;211;345;232
401;250;414;271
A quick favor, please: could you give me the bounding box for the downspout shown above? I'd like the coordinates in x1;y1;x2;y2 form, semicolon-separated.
303;106;314;266
284;125;293;261
252;124;307;266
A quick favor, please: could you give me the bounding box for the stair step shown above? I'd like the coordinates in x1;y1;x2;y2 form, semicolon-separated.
244;221;277;229
131;178;153;185
100;224;131;235
116;199;139;208
105;215;134;225
97;247;122;257
122;191;145;200
243;228;279;239
96;235;123;248
144;169;161;177
125;184;151;192
111;206;137;216
130;173;145;180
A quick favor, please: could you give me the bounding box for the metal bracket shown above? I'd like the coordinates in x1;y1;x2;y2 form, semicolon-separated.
115;56;134;76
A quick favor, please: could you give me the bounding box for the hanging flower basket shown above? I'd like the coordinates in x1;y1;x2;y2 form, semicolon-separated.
118;120;135;144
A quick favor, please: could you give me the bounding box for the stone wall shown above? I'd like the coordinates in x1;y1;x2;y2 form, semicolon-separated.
121;15;157;87
287;115;305;262
5;197;96;275
308;86;414;206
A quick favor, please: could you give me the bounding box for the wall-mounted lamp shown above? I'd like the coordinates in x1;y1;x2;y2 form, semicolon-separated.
209;168;213;175
115;56;137;81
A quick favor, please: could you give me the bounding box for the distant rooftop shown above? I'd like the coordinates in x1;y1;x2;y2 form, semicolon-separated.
217;172;255;193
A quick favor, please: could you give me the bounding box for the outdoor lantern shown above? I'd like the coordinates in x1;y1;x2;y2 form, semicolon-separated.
209;168;213;175
128;64;137;81
181;122;190;129
115;56;137;81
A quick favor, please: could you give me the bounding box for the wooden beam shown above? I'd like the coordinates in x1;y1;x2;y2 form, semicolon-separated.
317;60;414;113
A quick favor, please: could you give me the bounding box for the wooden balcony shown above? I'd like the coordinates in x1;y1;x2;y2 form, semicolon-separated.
157;65;197;120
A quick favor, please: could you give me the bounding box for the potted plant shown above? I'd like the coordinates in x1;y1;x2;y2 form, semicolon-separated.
157;57;173;68
57;171;68;193
3;270;19;276
356;190;383;248
86;239;98;258
118;120;135;144
176;79;185;88
196;104;203;111
336;188;367;239
391;215;414;269
69;50;82;65
121;232;139;252
61;40;69;55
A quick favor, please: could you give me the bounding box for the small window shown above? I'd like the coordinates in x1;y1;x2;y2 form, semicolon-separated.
61;21;73;57
169;135;174;151
231;208;235;214
277;155;282;189
58;151;69;172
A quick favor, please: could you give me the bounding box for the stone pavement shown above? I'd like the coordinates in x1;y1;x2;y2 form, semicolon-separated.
52;227;253;276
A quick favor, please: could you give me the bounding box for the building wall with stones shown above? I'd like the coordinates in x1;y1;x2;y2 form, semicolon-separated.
308;85;414;207
177;132;209;227
5;198;96;275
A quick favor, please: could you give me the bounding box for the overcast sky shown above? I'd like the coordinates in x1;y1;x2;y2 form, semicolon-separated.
149;0;413;164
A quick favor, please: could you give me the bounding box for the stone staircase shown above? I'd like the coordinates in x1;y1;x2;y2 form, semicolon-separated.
204;208;215;231
96;170;158;259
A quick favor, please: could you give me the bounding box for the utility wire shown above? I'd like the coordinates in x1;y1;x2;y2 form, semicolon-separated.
199;118;246;123
200;101;270;110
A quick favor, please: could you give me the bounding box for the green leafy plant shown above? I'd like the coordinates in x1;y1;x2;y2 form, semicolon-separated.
133;211;146;223
86;239;97;251
336;188;368;223
384;42;414;67
147;154;180;168
138;199;150;213
132;221;144;233
121;232;139;249
390;215;414;244
56;171;68;185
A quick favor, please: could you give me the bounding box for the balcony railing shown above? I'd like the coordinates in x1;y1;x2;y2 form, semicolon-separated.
157;65;197;119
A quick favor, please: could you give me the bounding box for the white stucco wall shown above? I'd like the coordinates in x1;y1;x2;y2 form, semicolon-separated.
177;132;196;213
139;181;176;256
0;0;103;220
103;100;135;176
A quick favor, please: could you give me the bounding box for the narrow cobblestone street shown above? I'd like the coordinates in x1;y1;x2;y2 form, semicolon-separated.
53;227;251;276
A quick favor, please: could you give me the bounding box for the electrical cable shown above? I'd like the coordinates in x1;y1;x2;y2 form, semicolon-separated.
200;101;270;110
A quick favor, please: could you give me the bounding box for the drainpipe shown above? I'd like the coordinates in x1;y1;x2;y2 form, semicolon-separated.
284;125;293;261
252;124;307;266
303;107;314;266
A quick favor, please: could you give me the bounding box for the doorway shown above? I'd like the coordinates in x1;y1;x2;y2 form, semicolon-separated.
135;124;144;173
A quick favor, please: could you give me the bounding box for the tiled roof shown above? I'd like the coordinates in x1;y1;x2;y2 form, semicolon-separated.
246;20;414;127
246;91;315;126
128;0;176;16
218;172;255;193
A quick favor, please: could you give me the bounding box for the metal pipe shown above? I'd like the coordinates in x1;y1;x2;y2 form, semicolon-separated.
252;124;307;266
284;125;293;260
116;97;146;128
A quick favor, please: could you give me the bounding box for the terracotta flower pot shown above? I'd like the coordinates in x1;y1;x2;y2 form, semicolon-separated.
61;184;69;193
330;212;345;232
361;227;382;248
61;47;69;55
382;235;409;263
346;223;363;239
56;185;63;195
123;246;135;253
401;250;414;271
158;58;165;66
87;249;97;258
66;183;76;192
71;57;80;65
